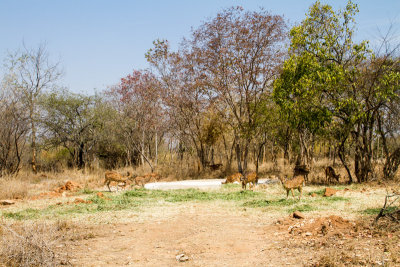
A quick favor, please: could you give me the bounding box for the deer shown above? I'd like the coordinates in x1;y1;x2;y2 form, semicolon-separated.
240;172;258;190
134;173;161;187
104;171;135;192
278;175;305;200
222;172;243;184
293;165;310;183
325;166;340;185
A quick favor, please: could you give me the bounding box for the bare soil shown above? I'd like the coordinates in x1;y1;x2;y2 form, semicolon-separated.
65;203;396;267
2;179;399;266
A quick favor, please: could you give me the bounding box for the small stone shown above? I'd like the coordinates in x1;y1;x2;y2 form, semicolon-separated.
305;232;312;236
311;193;317;197
176;254;189;262
293;211;305;219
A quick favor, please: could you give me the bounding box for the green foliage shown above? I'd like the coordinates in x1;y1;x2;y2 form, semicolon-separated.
273;1;370;137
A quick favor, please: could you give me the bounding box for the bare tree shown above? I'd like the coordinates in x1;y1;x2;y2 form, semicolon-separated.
0;78;29;176
190;7;287;173
6;43;62;173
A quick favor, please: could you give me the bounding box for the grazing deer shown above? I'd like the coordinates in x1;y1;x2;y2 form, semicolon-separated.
293;165;310;183
222;172;243;184
240;172;258;190
325;166;340;185
134;173;160;187
278;175;305;200
104;171;135;192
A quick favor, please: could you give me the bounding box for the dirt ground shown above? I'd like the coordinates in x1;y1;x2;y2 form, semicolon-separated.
2;178;399;266
65;203;395;267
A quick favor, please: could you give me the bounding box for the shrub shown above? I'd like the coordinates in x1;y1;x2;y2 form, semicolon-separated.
0;222;69;266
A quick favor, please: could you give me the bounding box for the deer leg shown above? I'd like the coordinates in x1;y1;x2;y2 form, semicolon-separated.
291;188;295;198
107;181;112;192
299;187;302;200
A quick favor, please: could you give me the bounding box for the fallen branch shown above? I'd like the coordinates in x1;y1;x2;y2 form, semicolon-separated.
374;193;400;225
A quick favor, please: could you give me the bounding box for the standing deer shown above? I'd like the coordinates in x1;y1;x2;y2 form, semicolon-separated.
325;166;340;185
240;172;258;190
278;175;304;200
104;171;135;192
222;172;243;184
293;165;310;183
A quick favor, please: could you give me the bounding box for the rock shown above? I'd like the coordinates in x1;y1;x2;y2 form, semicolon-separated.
311;193;317;197
55;180;82;193
0;200;15;205
305;232;312;236
73;198;86;204
97;192;104;198
324;187;337;197
293;211;305;219
176;254;189;262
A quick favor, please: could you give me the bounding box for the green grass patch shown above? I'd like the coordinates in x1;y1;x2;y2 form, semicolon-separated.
309;189;325;196
81;187;95;194
1;186;362;221
321;196;349;203
3;188;264;221
243;199;270;207
2;208;40;220
287;204;315;213
363;206;398;215
221;183;240;189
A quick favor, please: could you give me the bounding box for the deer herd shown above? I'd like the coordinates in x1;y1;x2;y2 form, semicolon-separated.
221;165;341;200
104;165;341;201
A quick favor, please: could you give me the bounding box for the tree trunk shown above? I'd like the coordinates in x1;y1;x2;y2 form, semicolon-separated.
338;137;354;184
29;104;37;174
155;132;158;166
77;143;84;169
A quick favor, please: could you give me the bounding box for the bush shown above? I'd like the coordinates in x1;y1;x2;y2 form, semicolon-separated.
0;222;69;266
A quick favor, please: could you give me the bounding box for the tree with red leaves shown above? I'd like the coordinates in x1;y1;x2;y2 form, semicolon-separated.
109;69;164;172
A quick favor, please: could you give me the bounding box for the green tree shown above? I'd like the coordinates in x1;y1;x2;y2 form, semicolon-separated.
274;1;400;183
274;1;371;182
40;90;103;169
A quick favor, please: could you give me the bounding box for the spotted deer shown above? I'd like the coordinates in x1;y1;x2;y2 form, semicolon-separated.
104;171;135;192
134;173;161;187
222;172;243;184
278;175;305;200
240;172;258;190
325;166;340;185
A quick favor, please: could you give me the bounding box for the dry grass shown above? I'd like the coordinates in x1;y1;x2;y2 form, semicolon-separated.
0;221;70;267
0;178;30;200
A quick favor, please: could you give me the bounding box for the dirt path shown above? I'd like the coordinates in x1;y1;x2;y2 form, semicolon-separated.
68;204;308;267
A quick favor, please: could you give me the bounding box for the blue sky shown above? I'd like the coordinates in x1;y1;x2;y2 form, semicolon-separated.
0;0;399;95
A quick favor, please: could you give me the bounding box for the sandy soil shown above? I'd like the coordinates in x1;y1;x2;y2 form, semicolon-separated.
66;203;392;267
2;180;397;266
68;204;301;267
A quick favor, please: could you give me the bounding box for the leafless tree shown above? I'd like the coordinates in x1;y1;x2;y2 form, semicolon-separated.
6;43;62;173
